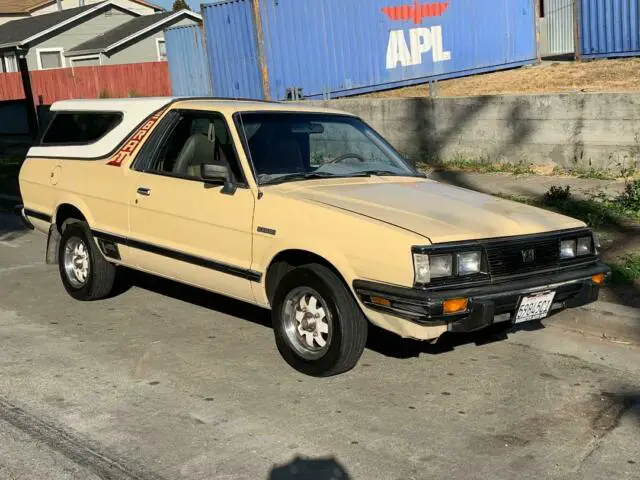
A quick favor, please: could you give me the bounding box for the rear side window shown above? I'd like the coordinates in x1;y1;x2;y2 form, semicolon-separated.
41;112;122;145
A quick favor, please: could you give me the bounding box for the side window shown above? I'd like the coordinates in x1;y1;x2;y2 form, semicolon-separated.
41;112;122;145
145;112;243;182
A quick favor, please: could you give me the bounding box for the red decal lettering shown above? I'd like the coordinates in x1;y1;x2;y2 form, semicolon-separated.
104;108;167;167
106;151;128;167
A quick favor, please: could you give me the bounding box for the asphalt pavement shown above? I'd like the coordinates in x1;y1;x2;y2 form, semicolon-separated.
0;215;639;480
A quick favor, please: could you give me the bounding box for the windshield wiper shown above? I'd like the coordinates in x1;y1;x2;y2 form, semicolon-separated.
260;172;348;186
357;169;399;176
357;169;426;177
260;169;425;186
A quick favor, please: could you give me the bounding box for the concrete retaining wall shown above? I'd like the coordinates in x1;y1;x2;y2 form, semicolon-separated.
316;93;640;173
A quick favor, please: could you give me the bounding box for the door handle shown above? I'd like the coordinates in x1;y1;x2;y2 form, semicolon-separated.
137;187;151;196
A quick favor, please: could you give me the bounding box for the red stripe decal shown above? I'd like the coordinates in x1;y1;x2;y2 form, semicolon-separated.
106;109;166;167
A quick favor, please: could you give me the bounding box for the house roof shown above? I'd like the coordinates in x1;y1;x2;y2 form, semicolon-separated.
0;0;163;14
0;0;51;15
67;9;202;56
0;1;140;49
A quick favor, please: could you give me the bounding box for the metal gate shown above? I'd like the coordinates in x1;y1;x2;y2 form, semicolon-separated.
539;0;575;56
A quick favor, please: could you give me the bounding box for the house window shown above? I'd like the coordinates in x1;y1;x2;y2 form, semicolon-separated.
37;48;65;70
1;53;18;73
156;38;167;61
69;55;101;67
539;0;545;17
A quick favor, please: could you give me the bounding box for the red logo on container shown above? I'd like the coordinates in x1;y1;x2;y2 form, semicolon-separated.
382;0;449;24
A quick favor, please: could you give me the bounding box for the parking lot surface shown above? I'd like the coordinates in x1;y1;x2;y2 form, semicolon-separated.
0;219;639;480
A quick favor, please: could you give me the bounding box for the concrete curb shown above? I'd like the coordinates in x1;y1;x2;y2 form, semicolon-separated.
546;301;640;345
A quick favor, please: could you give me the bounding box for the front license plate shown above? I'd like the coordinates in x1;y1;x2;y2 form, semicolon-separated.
515;291;556;324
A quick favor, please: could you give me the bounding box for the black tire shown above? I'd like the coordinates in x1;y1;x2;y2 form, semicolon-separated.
58;221;116;301
272;264;368;377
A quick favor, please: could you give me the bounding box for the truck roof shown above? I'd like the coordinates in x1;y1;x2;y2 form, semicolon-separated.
51;97;351;116
32;97;353;160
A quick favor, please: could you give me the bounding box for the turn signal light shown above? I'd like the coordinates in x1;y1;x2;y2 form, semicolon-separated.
591;273;606;285
443;298;469;314
371;296;392;308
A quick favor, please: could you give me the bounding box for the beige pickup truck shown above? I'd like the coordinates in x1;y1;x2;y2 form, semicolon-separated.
18;97;609;376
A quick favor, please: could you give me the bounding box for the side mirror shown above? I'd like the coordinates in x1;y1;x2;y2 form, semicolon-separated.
200;163;236;195
201;163;229;182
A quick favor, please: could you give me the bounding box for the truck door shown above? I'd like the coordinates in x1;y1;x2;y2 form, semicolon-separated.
127;109;257;303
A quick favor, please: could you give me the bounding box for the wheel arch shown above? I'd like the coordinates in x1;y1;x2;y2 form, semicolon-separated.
264;249;355;306
54;203;89;233
47;199;94;265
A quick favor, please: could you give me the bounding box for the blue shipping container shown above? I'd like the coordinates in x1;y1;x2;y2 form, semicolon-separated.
579;0;640;58
202;0;538;100
165;24;213;97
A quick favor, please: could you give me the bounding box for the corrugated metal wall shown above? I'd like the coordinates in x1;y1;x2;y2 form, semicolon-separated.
202;1;264;99
579;0;640;58
259;0;538;99
202;0;538;100
539;0;575;56
165;25;212;97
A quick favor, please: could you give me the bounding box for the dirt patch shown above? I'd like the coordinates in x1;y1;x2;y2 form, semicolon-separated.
361;58;640;98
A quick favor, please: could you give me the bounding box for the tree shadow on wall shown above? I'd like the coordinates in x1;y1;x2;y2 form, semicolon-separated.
409;95;534;192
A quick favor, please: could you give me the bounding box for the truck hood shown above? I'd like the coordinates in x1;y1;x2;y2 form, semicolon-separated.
285;178;585;243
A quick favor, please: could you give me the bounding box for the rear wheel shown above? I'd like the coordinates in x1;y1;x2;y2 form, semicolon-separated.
59;222;116;301
272;264;368;377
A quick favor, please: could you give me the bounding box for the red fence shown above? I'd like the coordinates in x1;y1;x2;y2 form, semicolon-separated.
0;62;171;104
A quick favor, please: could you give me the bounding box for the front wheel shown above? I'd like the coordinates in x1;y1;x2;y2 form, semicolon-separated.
58;222;116;301
272;264;368;377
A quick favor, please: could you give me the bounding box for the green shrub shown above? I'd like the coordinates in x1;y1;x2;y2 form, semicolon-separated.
609;253;640;284
616;179;640;212
543;185;571;203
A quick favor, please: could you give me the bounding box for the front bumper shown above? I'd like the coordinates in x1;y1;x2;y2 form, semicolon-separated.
354;262;610;333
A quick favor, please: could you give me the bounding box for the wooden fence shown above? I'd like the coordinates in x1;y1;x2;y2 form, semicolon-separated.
0;62;171;104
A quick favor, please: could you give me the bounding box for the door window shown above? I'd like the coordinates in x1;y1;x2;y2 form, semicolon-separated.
144;112;244;183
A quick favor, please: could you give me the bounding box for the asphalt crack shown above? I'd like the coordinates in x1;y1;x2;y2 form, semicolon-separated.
0;396;168;480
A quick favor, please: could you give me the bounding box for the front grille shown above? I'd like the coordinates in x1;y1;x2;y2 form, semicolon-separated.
486;237;560;276
483;230;595;278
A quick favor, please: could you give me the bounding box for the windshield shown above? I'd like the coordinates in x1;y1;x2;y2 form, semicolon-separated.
235;113;418;185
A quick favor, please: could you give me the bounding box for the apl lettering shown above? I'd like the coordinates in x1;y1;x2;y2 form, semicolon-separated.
383;0;452;70
386;26;451;70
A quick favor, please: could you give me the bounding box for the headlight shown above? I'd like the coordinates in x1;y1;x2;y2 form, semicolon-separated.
457;251;482;275
413;254;431;284
413;253;453;284
413;251;482;284
560;239;576;258
577;236;592;256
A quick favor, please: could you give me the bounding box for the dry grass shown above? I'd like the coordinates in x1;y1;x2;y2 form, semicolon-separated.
362;58;640;98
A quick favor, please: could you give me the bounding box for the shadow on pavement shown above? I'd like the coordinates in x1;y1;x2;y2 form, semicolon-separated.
118;268;272;329
268;456;350;480
0;210;30;238
595;391;640;430
366;320;545;360
118;268;541;360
